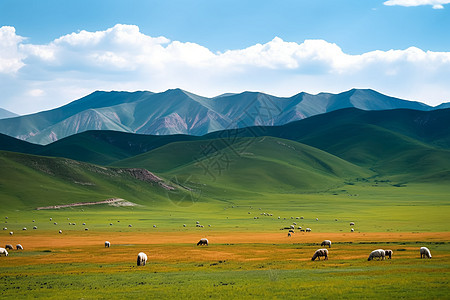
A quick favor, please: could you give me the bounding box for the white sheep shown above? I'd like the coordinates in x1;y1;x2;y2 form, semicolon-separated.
153;225;156;228
183;224;186;227
16;244;23;250
105;241;110;248
5;244;13;250
197;238;209;246
9;231;13;235
0;247;8;256
350;222;355;226
59;230;62;234
290;225;295;229
321;240;332;248
311;249;328;261
23;227;27;231
351;228;354;232
85;228;89;231
33;226;37;229
137;252;148;266
420;247;432;259
384;249;393;259
306;228;311;232
3;227;6;230
128;224;132;227
316;218;319;221
368;249;385;261
287;232;291;237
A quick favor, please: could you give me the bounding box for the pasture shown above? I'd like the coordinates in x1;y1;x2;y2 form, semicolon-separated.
0;231;449;299
1;182;449;298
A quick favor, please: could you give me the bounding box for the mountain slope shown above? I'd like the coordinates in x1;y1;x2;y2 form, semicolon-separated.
0;88;439;145
0;108;19;119
0;150;183;211
114;137;374;194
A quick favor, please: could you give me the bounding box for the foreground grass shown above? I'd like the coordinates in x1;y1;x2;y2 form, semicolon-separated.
1;240;449;299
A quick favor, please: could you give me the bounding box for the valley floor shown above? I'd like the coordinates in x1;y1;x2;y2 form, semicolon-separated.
1;231;449;299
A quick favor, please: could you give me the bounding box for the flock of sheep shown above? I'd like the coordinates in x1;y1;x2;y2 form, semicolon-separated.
0;215;435;264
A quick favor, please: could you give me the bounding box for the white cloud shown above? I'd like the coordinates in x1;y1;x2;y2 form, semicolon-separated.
0;24;449;114
384;0;450;8
0;26;25;73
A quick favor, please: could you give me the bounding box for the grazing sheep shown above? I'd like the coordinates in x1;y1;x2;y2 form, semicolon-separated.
316;218;319;221
5;244;13;250
293;222;297;225
128;224;132;227
105;241;110;248
350;222;355;226
288;232;291;237
290;225;295;229
321;240;332;248
59;230;62;234
9;231;13;235
278;216;280;219
351;228;354;232
197;238;209;246
33;226;37;229
306;228;311;232
420;247;432;259
368;249;385;261
311;249;328;261
49;218;52;221
183;224;186;227
110;223;113;226
0;248;8;256
196;221;200;224
23;227;27;231
300;216;304;219
137;252;148;266
289;229;294;233
3;227;6;230
5;217;7;219
85;228;89;231
16;244;23;250
72;223;76;225
384;249;393;259
54;222;57;225
153;225;156;228
82;223;86;226
32;220;35;222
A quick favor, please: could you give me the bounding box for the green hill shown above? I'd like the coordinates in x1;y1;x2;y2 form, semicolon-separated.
114;137;374;195
0;150;185;211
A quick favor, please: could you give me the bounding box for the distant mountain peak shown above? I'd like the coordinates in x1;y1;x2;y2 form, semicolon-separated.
0;88;439;145
0;108;19;120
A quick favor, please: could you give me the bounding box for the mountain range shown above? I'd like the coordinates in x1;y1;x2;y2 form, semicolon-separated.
2;107;449;184
0;88;446;145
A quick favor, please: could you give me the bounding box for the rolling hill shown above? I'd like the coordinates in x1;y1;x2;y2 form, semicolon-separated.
0;88;438;145
113;136;375;195
0;150;185;211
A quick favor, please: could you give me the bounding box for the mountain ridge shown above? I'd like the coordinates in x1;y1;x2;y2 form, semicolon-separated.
0;88;442;145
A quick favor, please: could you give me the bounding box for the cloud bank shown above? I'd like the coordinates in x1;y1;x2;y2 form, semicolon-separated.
384;0;450;9
0;24;449;114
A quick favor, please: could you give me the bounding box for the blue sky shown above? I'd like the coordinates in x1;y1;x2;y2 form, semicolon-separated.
1;0;449;114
